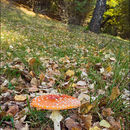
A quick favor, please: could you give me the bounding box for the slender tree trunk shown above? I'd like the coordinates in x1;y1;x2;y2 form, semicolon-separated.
89;0;107;33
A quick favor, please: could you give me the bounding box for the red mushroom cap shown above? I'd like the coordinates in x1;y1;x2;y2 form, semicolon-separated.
31;94;81;110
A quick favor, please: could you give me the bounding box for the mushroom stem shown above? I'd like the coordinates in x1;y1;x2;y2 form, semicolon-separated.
50;110;63;130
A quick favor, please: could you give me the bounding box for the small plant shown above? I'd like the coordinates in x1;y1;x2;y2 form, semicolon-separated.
8;82;15;90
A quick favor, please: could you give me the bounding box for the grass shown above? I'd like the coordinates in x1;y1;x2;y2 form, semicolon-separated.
0;0;129;129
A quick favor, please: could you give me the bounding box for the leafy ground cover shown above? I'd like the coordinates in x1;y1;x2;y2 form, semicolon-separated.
0;0;129;129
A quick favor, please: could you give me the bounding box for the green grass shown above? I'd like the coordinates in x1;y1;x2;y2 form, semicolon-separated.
0;0;129;129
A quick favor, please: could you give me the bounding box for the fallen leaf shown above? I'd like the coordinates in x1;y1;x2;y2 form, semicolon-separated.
80;102;93;114
29;71;35;77
72;83;76;87
0;86;8;93
102;108;112;117
21;123;29;130
77;81;86;86
15;108;28;121
89;126;101;130
99;96;108;107
52;63;58;70
30;78;38;86
98;89;105;95
14;95;27;102
14;120;23;129
106;66;112;73
39;72;45;82
1;80;8;86
81;71;88;78
110;121;121;130
110;86;120;100
7;105;19;117
20;70;32;82
29;86;38;92
66;70;75;77
65;117;81;130
88;83;95;90
72;128;81;130
110;57;116;62
10;78;17;85
0;111;6;120
100;68;105;74
78;93;90;102
82;114;92;129
28;58;36;66
99;120;111;128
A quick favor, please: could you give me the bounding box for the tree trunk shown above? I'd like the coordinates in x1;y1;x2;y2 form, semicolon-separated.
89;0;107;33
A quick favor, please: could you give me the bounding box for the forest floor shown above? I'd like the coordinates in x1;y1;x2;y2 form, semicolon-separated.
0;0;129;130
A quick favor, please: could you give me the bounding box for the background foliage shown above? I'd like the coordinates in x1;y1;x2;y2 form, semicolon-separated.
102;0;130;39
12;0;130;39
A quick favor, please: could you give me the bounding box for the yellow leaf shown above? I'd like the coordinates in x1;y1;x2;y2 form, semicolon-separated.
80;102;93;114
89;126;101;130
72;83;76;87
29;71;35;77
14;95;27;102
110;86;120;100
81;56;84;59
65;55;70;60
99;120;111;128
106;66;112;72
66;70;75;77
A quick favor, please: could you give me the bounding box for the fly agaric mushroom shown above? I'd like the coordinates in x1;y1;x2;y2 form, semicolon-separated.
31;94;81;130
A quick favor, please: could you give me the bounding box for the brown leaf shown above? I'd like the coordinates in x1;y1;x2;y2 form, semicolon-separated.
29;86;38;92
14;95;27;102
86;62;91;71
20;71;32;82
7;105;19;117
99;96;108;107
39;72;45;82
82;114;92;129
0;86;8;93
14;120;24;129
110;86;120;100
52;63;58;70
0;111;6;120
72;128;81;130
29;58;36;66
30;78;38;87
110;121;121;130
65;118;82;130
102;108;112;117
